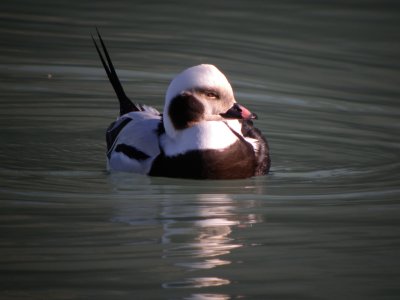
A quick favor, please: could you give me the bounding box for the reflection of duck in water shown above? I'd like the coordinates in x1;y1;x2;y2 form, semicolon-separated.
110;192;261;296
161;194;261;271
93;31;270;179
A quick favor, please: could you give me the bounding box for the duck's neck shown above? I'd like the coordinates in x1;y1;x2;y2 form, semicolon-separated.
160;120;242;157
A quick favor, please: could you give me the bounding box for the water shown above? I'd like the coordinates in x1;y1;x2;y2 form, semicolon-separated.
1;0;400;299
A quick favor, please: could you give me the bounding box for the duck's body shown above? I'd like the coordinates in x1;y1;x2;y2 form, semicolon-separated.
93;31;270;179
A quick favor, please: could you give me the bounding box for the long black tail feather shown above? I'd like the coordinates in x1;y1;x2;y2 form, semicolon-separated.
92;28;140;116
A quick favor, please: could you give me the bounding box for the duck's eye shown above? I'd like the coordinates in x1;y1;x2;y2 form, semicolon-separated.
205;91;219;99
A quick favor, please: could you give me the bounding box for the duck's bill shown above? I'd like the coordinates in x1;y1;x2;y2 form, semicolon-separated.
220;103;258;120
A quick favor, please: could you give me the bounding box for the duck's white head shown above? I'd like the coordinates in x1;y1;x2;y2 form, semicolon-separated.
163;64;256;138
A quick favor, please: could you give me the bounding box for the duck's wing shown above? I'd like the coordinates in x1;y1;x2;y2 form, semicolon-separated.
92;29;142;116
107;111;162;174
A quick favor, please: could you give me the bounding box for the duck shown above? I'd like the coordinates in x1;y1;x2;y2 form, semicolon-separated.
92;30;270;179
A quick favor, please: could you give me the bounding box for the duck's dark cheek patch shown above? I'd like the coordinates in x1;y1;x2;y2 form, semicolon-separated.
169;94;204;129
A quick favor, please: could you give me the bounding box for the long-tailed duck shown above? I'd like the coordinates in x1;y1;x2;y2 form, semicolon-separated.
92;30;270;179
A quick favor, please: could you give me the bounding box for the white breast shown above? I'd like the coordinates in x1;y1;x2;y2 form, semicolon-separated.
160;120;243;157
